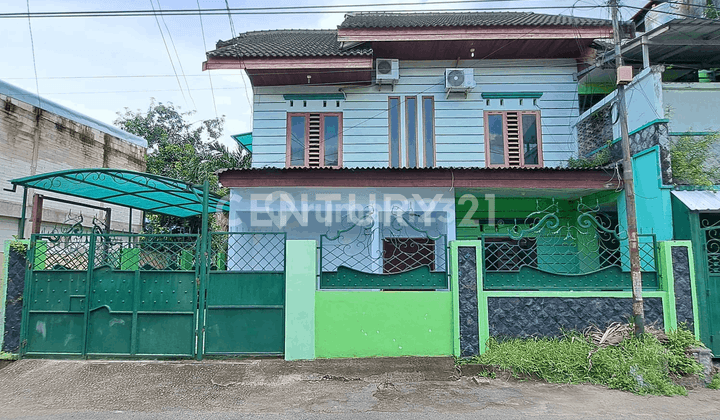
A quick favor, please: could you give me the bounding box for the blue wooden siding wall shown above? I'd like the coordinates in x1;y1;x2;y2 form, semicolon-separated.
251;59;580;168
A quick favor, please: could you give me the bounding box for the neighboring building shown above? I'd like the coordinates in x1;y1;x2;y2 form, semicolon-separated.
575;18;720;355
0;80;147;276
199;12;697;360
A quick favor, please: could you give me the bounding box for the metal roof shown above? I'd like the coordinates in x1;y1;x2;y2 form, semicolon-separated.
11;169;229;218
216;165;604;175
581;19;720;78
623;19;720;67
672;190;720;211
339;11;613;29
0;79;147;148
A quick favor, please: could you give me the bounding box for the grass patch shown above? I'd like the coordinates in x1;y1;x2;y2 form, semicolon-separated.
709;374;720;390
459;327;704;396
0;352;18;361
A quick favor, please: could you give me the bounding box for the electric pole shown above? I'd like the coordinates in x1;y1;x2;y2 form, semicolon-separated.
610;0;645;335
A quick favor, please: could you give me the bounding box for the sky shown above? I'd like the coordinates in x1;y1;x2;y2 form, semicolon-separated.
0;0;650;146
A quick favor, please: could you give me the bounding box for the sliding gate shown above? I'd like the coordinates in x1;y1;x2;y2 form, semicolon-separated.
21;232;285;358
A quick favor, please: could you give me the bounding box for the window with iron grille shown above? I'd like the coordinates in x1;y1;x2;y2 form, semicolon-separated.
382;237;436;274
484;111;542;167
286;113;342;167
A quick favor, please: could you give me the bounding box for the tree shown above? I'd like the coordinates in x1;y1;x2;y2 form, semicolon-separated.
115;100;250;233
707;0;720;19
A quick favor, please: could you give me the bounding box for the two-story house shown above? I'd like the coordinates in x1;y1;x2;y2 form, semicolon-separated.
201;12;691;359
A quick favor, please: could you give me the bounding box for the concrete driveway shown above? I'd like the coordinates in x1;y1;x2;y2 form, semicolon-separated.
0;358;718;419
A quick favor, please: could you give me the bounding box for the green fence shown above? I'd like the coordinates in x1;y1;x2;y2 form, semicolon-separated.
22;233;200;358
480;200;659;291
319;210;449;290
20;231;286;359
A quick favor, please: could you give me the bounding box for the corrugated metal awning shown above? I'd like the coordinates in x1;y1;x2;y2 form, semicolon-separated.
672;190;720;212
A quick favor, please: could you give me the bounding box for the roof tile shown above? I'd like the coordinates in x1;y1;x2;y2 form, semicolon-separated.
208;30;372;59
339;11;613;29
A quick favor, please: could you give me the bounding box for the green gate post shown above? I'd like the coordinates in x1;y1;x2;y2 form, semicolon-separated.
19;236;37;357
196;180;210;360
81;233;97;358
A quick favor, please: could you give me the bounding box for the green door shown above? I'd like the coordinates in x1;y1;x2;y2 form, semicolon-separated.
203;272;285;355
202;232;286;356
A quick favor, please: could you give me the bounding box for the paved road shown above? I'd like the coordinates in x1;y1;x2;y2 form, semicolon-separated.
0;358;718;419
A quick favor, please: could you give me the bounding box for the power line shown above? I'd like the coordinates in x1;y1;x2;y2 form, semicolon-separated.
223;0;236;38
149;0;189;107
0;2;606;18
25;0;41;108
197;0;219;118
155;0;196;110
222;0;253;115
622;4;717;21
1;62;594;81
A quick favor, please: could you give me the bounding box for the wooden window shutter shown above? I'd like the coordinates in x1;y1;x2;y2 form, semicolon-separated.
307;113;321;167
506;111;521;167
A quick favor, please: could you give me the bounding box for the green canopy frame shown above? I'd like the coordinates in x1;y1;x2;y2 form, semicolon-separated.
11;168;228;222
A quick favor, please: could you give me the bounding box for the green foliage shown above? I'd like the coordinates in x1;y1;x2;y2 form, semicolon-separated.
708;374;720;390
567;143;611;169
0;352;18;361
665;325;704;376
8;237;27;255
670;134;720;187
706;0;720;19
461;326;703;396
114;100;250;233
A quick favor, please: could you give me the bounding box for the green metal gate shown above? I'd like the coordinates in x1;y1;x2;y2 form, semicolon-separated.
201;233;286;356
22;233;200;358
21;231;286;358
701;218;720;355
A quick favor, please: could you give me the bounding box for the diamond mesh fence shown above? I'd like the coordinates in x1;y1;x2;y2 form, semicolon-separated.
93;234;199;271
30;234;200;271
210;232;285;272
31;234;92;271
483;231;657;275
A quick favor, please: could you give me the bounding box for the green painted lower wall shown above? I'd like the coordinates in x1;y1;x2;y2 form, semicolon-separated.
315;291;454;358
284;241;315;361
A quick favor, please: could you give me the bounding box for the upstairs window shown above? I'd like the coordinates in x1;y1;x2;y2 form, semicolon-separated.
286;113;342;167
485;111;542;167
389;96;435;168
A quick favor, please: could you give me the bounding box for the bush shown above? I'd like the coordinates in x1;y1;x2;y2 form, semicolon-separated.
460;326;703;396
670;134;719;186
709;374;720;390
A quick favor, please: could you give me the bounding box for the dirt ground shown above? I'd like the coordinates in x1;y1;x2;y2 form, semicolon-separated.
0;358;718;419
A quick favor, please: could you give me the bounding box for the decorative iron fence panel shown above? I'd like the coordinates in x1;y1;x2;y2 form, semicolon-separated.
319;209;449;289
482;200;659;290
701;215;720;356
703;218;720;275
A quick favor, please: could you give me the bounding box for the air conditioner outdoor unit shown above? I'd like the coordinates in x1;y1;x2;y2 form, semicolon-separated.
445;68;476;96
376;59;400;84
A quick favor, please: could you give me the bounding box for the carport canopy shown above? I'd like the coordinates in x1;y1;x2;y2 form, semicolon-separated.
11;168;229;218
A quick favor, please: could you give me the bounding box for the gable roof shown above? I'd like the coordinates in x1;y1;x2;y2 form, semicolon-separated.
209;30;372;59
338;11;613;29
